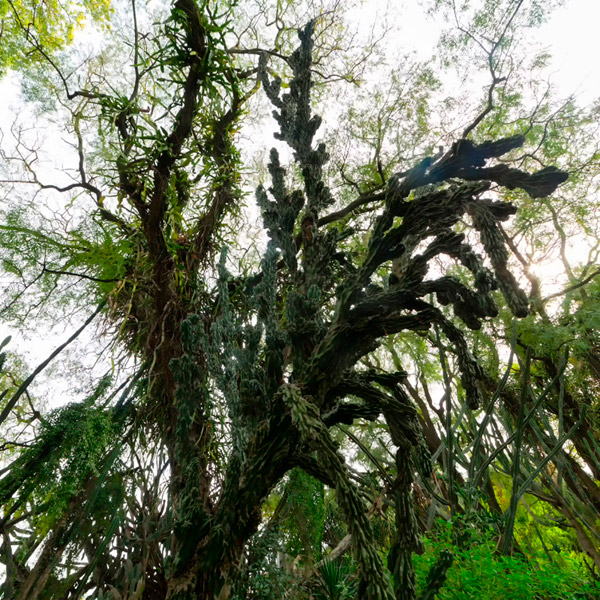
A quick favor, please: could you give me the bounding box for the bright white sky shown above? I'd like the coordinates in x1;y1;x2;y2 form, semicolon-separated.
536;0;600;104
0;0;599;402
392;0;600;102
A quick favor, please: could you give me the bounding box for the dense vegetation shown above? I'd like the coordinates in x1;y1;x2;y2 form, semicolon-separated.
0;1;599;598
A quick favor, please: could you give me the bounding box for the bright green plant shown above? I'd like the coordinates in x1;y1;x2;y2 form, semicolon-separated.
414;519;600;600
314;558;357;600
0;0;111;77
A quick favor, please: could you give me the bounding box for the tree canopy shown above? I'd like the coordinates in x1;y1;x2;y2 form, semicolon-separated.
0;1;599;599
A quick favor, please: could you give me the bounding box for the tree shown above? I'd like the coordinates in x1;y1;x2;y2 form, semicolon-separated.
0;0;111;77
1;1;591;599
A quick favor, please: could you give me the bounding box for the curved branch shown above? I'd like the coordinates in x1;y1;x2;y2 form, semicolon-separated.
542;269;600;303
0;299;107;428
318;191;385;227
41;267;120;284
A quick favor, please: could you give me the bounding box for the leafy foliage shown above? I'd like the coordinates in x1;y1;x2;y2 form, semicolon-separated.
0;0;111;77
414;519;600;600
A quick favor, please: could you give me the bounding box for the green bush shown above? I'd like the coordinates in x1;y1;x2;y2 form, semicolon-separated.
414;519;600;599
